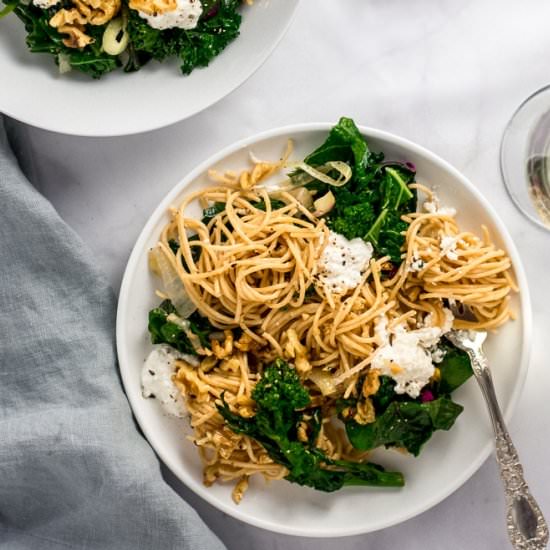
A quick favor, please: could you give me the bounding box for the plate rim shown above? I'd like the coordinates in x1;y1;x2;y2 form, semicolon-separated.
116;122;532;537
0;1;301;137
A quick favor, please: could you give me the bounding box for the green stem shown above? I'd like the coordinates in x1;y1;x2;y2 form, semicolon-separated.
0;2;17;19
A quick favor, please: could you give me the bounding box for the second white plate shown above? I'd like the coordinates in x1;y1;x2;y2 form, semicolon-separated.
0;1;299;136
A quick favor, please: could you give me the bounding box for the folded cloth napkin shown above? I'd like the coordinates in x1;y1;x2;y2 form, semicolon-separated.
0;117;225;550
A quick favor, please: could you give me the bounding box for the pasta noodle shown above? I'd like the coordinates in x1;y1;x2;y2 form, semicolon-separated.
151;150;516;503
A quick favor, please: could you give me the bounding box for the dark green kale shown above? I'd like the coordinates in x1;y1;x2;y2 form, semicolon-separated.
346;396;463;457
126;0;241;75
292;117;417;263
436;342;473;394
251;198;287;211
168;234;202;270
201;202;226;224
148;299;215;354
217;359;404;491
343;344;472;456
0;2;17;19
9;0;242;78
12;3;119;78
123;41;152;73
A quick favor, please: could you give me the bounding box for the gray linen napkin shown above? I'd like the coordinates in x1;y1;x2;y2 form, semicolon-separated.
0;118;225;550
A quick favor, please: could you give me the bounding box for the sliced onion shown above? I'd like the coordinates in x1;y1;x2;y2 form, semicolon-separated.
291;161;352;188
102;17;129;56
308;369;338;396
313;190;336;217
287;186;313;209
148;248;160;276
151;245;197;318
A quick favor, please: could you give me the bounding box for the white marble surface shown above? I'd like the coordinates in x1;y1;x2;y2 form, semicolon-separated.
5;0;550;548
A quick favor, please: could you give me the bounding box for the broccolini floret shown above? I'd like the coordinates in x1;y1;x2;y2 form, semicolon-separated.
217;359;404;492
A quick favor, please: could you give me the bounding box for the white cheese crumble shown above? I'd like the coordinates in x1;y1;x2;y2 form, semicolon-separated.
32;0;61;8
372;326;441;398
408;257;425;273
431;347;447;363
424;307;454;333
374;315;389;345
138;0;202;30
423;199;457;217
317;231;373;294
372;308;454;398
141;345;198;417
440;235;459;261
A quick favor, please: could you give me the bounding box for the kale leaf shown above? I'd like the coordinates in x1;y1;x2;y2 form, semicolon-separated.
148;299;214;354
217;358;404;491
346;397;464;456
251;198;287;211
201;201;226;224
9;0;241;78
293;117;417;263
126;0;241;75
344;343;472;456
436;342;474;395
12;3;119;78
0;2;17;19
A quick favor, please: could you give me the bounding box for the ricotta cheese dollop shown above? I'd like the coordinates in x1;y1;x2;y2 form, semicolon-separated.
440;235;460;261
32;0;61;8
141;344;198;417
372;309;454;398
372;326;440;398
317;231;373;294
423;198;457;217
138;0;202;30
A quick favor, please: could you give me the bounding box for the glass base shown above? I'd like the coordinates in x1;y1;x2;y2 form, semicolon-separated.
500;85;550;230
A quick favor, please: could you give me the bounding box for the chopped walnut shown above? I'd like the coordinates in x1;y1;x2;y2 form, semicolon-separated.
297;421;308;443
353;398;376;425
73;0;120;24
234;333;253;352
212;330;234;359
220;357;240;373
282;328;312;374
49;0;121;49
238;406;255;419
174;362;209;401
203;465;218;486
362;369;380;398
128;0;176;16
59;24;94;48
232;476;249;504
235;395;255;406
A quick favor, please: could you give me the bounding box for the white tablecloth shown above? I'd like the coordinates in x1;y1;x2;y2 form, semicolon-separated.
6;0;550;548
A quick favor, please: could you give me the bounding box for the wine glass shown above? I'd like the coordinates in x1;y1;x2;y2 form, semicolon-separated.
501;85;550;230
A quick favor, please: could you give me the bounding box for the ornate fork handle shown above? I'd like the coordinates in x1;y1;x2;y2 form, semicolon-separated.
469;351;548;549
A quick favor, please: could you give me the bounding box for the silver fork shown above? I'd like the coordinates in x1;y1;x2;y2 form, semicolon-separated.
446;304;548;549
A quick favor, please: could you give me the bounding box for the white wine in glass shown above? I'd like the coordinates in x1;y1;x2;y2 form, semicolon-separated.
501;85;550;229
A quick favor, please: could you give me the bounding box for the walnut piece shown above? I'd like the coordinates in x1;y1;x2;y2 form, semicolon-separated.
362;369;380;398
353;398;376;425
282;328;312;375
211;330;234;359
128;0;176;16
49;0;121;49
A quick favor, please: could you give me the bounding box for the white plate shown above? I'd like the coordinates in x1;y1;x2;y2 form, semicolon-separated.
0;1;299;136
116;124;531;537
